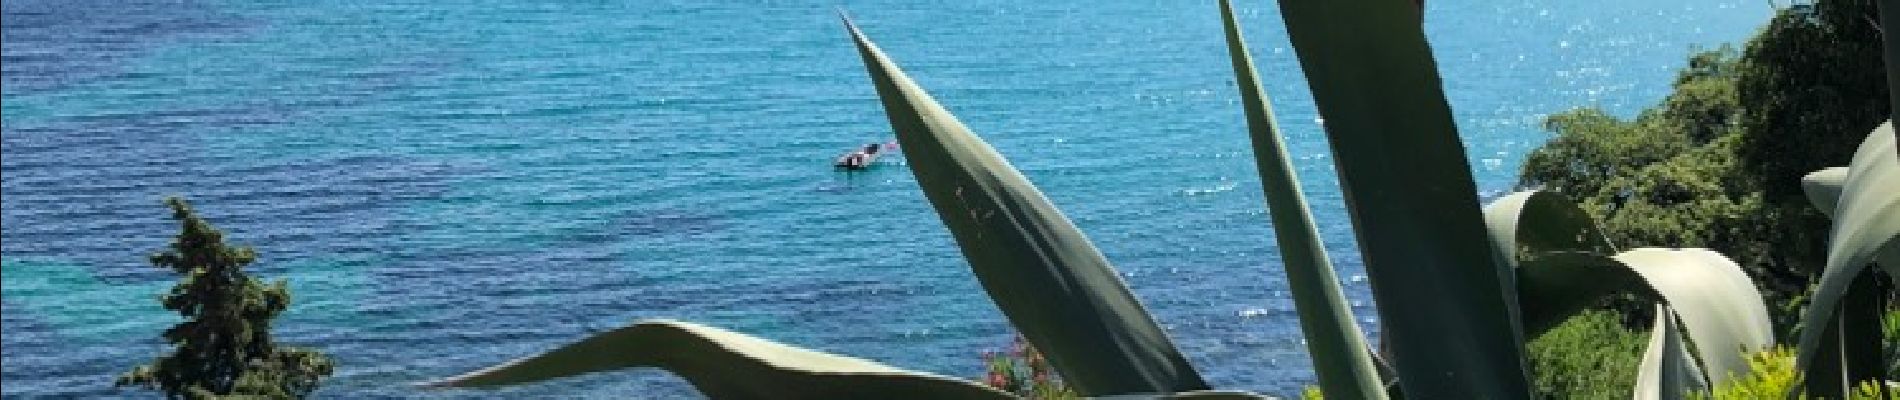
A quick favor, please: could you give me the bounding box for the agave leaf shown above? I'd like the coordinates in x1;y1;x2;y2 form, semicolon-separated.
1613;248;1775;385
1501;249;1773;386
422;320;1014;399
1481;190;1628;336
1801;167;1848;218
1632;305;1707;400
1794;121;1900;394
841;15;1208;396
1218;1;1386;399
1273;0;1531;396
1481;192;1775;383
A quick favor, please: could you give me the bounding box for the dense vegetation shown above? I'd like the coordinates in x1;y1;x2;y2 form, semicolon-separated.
1333;309;1898;399
1518;0;1895;396
117;198;334;399
1525;310;1646;399
1521;0;1890;329
1521;0;1891;322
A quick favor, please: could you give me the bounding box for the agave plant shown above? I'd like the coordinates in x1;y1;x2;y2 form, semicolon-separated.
424;1;1894;398
1791;121;1898;397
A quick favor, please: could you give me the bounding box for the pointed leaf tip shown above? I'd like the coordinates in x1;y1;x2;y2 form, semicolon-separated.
1220;0;1386;398
837;9;856;30
842;17;1209;395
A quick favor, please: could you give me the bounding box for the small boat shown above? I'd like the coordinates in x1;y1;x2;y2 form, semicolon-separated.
834;143;886;170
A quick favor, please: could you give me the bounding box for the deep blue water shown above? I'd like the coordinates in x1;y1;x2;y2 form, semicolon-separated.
2;0;1769;397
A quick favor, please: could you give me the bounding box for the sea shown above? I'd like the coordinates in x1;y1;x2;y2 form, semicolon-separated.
2;0;1770;397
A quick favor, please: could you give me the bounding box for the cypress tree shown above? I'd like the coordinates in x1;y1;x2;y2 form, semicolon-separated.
118;197;334;398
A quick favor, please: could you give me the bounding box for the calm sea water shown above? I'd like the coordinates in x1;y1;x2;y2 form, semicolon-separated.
2;0;1768;397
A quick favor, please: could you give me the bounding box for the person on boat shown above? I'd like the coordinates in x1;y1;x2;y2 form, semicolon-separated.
863;143;881;154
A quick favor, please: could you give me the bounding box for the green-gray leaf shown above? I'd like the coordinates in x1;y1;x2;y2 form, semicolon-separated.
1632;305;1707;400
1482;190;1627;336
841;14;1208;396
1794;121;1900;393
1218;1;1385;399
1274;0;1532;396
1801;167;1848;219
1612;248;1774;385
422;320;1014;399
1481;192;1774;384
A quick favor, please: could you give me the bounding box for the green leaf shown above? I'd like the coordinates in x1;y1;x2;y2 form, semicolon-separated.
1218;1;1385;399
1481;190;1626;336
1481;192;1775;385
841;15;1208;396
1800;167;1848;218
1504;248;1774;387
1795;121;1900;395
1612;248;1775;386
421;320;1013;399
1273;0;1532;397
1632;305;1707;400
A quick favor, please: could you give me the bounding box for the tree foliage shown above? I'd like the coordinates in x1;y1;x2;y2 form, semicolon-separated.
1525;310;1647;400
1517;0;1890;335
1515;0;1897;396
117;198;334;399
1736;0;1891;201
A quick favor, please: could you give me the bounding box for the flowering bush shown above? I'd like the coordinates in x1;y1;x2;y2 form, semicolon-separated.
981;335;1078;399
1690;346;1889;400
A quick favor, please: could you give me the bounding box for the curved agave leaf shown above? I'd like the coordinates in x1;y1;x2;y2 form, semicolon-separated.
1820;121;1900;279
1481;192;1775;384
1794;121;1900;395
1503;249;1774;387
1614;248;1775;384
1481;190;1628;335
840;15;1208;396
422;320;1014;399
1273;0;1531;396
1801;167;1848;218
1632;305;1707;400
1218;1;1385;399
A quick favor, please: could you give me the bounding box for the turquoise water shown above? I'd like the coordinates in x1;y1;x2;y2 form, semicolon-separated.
2;0;1768;397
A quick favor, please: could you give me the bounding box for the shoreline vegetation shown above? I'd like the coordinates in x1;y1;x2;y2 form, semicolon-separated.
99;0;1892;399
1516;0;1896;397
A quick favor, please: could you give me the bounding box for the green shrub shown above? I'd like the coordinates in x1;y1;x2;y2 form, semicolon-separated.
1525;310;1646;399
1301;385;1323;400
1692;346;1890;399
